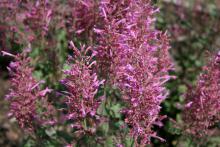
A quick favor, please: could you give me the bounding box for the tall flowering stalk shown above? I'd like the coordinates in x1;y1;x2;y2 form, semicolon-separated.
22;0;52;37
69;0;99;43
183;51;220;137
96;0;173;145
62;42;104;134
3;50;53;132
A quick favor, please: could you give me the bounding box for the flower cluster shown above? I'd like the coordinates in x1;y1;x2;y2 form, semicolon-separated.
68;0;99;42
3;51;53;132
21;0;52;37
0;0;99;51
62;42;104;133
96;0;173;144
0;0;52;49
0;0;19;50
2;0;174;145
183;51;220;137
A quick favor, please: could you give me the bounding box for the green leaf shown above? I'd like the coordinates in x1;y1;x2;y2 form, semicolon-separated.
63;64;71;70
110;103;122;118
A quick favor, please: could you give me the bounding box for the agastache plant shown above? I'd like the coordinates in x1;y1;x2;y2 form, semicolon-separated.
96;0;173;145
2;50;53;132
62;41;104;135
0;0;181;146
183;51;220;137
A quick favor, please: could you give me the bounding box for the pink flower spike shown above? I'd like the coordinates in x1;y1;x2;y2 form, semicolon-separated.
183;51;220;137
62;44;104;133
95;1;174;144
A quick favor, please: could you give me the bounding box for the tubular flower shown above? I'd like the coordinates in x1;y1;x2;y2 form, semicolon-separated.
4;51;52;132
183;51;220;137
62;42;104;133
96;0;173;144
